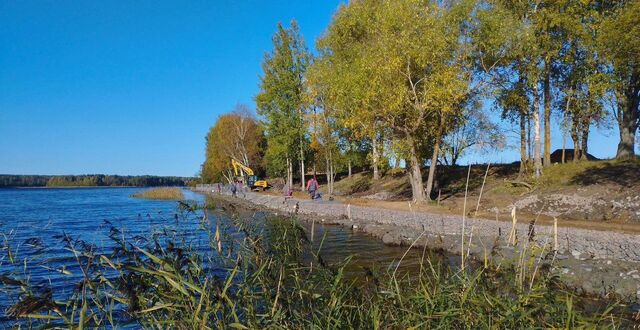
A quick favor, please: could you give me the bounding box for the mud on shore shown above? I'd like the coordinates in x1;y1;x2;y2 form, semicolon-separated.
205;191;640;305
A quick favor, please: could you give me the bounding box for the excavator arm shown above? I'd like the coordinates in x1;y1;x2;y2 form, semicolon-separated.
231;158;254;176
230;158;268;190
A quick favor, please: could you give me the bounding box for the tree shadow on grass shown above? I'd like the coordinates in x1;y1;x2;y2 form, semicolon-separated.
433;164;520;200
570;160;640;187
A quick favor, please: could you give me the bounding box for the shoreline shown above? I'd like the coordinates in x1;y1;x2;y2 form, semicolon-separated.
3;186;186;189
205;191;640;303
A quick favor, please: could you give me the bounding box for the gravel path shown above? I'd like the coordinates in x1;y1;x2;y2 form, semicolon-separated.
241;192;640;263
208;191;640;301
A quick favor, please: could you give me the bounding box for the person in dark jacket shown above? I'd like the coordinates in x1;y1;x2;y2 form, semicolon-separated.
230;181;237;197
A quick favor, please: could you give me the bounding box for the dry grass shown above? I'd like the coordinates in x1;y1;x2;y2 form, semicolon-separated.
132;187;184;200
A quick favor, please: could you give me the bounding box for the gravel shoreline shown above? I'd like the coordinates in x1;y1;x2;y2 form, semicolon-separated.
207;191;640;303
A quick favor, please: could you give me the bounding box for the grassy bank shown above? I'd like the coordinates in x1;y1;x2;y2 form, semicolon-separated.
132;187;184;200
1;201;634;328
318;158;640;226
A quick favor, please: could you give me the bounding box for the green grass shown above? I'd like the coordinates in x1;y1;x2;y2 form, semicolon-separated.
537;158;640;188
132;187;184;200
332;172;367;193
1;202;633;328
536;160;602;187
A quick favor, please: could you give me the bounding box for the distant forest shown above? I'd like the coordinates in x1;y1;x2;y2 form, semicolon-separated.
0;175;193;188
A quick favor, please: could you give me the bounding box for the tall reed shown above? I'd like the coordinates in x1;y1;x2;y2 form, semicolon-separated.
0;200;632;328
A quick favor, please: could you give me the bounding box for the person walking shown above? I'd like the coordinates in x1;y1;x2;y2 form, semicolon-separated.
230;181;237;197
306;176;318;200
283;183;293;200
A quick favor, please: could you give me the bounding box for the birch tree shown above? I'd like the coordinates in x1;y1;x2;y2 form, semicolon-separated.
256;21;310;189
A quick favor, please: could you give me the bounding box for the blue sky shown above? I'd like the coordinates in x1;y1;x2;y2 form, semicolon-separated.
0;1;626;176
0;1;341;176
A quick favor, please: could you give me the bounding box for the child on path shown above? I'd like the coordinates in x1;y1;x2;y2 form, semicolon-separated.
283;183;293;200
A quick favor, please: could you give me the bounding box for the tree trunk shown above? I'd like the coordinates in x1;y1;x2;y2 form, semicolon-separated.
616;116;636;159
425;129;442;200
325;156;331;195
519;110;527;176
580;116;590;161
570;116;581;162
527;112;532;164
290;158;294;189
372;136;380;180
330;152;335;195
300;147;305;191
329;162;334;196
325;143;335;195
561;125;566;164
298;106;306;190
407;135;426;202
286;157;293;189
543;64;552;167
348;159;352;178
562;94;571;164
533;84;542;178
616;92;638;159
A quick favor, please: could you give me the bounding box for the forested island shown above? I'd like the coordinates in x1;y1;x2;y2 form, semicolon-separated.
0;174;193;188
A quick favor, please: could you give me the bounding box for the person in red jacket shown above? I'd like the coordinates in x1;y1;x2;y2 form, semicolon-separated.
306;176;319;200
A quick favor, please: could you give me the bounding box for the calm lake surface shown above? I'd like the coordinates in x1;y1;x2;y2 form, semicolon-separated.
0;187;430;325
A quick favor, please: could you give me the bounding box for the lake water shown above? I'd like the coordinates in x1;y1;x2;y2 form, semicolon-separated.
0;187;431;326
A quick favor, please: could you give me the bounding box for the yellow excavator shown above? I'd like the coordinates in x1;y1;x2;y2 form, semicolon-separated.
231;158;269;190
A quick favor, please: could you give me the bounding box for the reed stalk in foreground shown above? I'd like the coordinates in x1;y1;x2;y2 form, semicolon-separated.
461;163;471;270
0;200;634;328
474;163;491;217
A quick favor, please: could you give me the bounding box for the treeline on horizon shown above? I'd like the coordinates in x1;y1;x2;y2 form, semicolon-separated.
0;175;193;188
201;0;639;203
